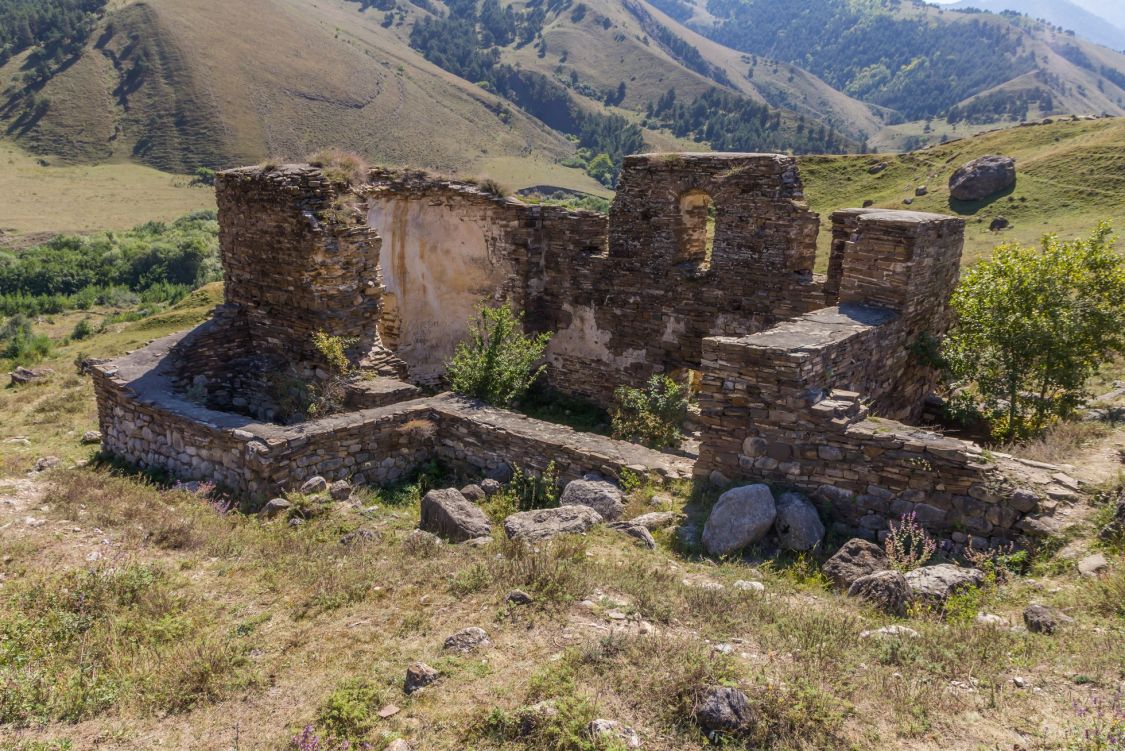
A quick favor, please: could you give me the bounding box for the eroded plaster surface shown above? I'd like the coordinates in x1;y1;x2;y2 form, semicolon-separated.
368;196;515;384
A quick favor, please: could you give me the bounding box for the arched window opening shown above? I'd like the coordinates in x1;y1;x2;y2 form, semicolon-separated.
676;189;715;273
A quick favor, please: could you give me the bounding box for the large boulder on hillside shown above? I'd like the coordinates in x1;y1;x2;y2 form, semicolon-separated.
702;484;777;557
905;564;984;604
949;155;1016;201
773;492;825;551
560;479;625;521
693;686;753;732
419;488;492;542
503;506;603;541
847;570;910;616
823;538;890;589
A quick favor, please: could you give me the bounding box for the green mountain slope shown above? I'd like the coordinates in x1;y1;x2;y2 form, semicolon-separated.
799;116;1125;266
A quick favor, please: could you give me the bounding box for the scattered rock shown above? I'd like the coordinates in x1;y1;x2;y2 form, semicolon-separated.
560;479;625;521
402;529;444;554
506;589;534;605
340;528;378;546
378;704;401;719
609;521;656;549
460;483;486;503
682;577;724;591
629;511;680;530
773;492;824;551
420;488;492;542
81;430;102;444
586;719;641;748
701;484;776;557
288;517;304;527
329;479;352;501
10;367;54;386
902;197;914;205
503;506;603;541
905;564;984;604
487;463;514;483
443;626;491;653
33;456;61;472
1077;553;1108;578
823;538;890;589
404;662;439;694
260;497;291;519
480;478;503;497
463;536;492;547
867;162;888;175
517;700;559;735
1023;603;1073;634
989;216;1009;231
733;580;765;592
847;570;910;616
1012;676;1027;688
862;199;874;207
915;185;928;196
949;155;1016;201
974;613;1007;628
693;685;752;732
299;476;328;494
384;740;412;751
860;624;920;639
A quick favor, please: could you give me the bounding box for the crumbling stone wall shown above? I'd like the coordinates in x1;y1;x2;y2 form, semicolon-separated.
91;154;1059;546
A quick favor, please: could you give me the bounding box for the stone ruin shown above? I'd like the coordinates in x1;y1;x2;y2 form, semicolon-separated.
91;152;1076;549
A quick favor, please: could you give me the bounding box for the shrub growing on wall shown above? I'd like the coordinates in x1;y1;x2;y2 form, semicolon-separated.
446;303;550;407
943;222;1125;441
610;374;690;449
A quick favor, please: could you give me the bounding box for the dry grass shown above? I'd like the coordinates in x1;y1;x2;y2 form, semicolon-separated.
1;288;1123;751
1004;421;1113;465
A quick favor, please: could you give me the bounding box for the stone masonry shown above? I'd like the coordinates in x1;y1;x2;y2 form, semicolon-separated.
91;153;1067;546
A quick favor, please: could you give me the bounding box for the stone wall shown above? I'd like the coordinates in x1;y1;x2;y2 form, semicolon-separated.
692;210;1061;544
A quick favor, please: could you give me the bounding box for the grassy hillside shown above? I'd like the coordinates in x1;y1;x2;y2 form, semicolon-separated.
0;138;213;247
799;116;1125;267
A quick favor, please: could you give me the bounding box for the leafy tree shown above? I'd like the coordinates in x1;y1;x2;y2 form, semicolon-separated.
943;222;1125;440
610;374;690;449
446;303;551;407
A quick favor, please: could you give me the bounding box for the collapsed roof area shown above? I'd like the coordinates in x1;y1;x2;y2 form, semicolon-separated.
91;153;1075;548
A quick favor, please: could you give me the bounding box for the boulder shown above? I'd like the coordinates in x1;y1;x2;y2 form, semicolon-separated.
443;626;491;653
904;564;984;603
823;538;890;589
506;589;534;605
10;366;54;386
299;476;328;494
701;484;777;557
517;700;559;736
420;488;492;542
33;456;61;472
402;529;444;554
260;498;291;519
773;492;824;551
915;185;928;196
733;580;765;592
339;528;378;546
989;216;1010;231
847;570;910;616
586;720;641;748
693;685;752;732
949;155;1016;201
81;430;102;444
609;521;657;549
560;479;625;521
480;478;503;497
329;479;352;501
1023;603;1072;634
629;511;681;530
503;506;603;541
460;483;486;503
1077;553;1108;578
404;662;438;694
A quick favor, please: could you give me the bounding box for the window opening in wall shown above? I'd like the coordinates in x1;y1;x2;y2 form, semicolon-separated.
676;189;715;274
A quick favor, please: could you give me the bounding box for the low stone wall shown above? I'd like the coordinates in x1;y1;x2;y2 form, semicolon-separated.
92;331;692;502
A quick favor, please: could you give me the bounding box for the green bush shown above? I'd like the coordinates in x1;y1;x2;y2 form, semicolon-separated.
944;222;1125;441
610;374;690;449
446;303;551;407
1;314;52;364
70;317;95;340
